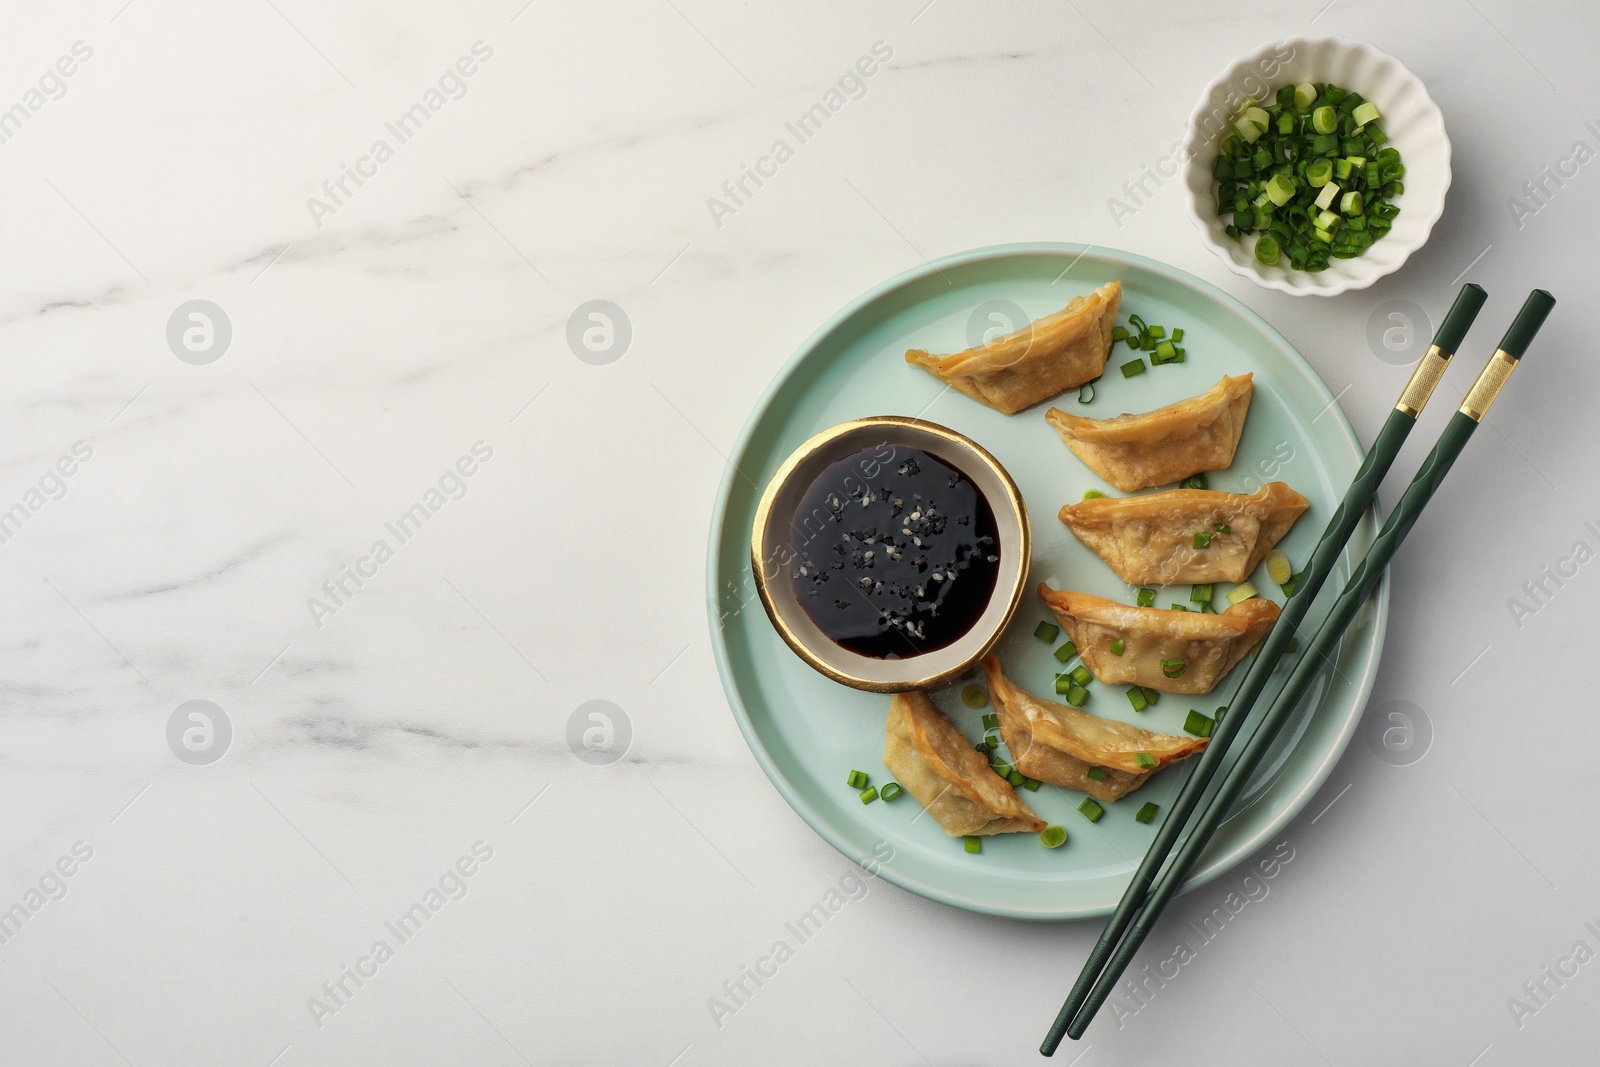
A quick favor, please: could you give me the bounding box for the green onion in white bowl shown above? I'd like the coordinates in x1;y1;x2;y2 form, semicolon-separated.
1215;81;1405;272
1180;36;1450;296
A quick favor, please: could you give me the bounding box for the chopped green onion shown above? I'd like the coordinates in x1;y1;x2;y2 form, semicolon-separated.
1215;705;1228;722
1312;105;1338;134
964;835;982;853
1183;473;1210;489
1040;824;1068;848
1078;383;1095;404
1069;665;1092;687
1035;621;1059;642
1082;489;1108;501
1135;802;1159;824
1022;777;1040;791
1136;588;1155;607
1141;687;1161;706
847;770;868;789
1340;190;1364;216
1255;234;1282;266
1055;674;1074;695
1007;769;1025;787
1147;325;1166;339
1078;798;1104;823
1087;766;1108;782
1111;326;1128;341
1265;173;1296;207
880;782;903;801
1191;583;1213;604
1160;657;1187;679
1054;640;1079;662
1214;522;1231;534
1127;687;1148;713
1184;710;1215;737
1286;636;1299;653
981;712;998;729
961;684;988;709
1170;603;1189;611
1193;531;1212;549
1171;327;1184;342
1352;101;1381;126
859;786;878;804
1110;639;1125;656
1265;549;1293;586
1293;82;1317;109
1121;359;1147;378
1282;572;1301;596
1065;684;1089;707
1226;581;1259;605
992;760;1013;778
1153;340;1177;362
1135;752;1156;769
1314;182;1340;210
1305;158;1333;187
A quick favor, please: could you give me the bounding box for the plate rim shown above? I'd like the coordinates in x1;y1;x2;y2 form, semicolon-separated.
705;241;1389;920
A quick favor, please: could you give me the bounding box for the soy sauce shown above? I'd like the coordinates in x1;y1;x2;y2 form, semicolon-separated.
788;446;1000;659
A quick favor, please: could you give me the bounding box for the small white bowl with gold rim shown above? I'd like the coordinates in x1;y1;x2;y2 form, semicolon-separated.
750;416;1030;693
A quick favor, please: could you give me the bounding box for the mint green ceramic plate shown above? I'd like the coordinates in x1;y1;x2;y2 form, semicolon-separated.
707;244;1386;920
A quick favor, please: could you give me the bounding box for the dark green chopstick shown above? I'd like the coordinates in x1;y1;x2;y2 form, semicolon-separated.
1041;282;1488;1056
1062;289;1555;1040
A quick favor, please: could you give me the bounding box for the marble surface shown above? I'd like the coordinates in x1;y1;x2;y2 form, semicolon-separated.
2;0;1595;1063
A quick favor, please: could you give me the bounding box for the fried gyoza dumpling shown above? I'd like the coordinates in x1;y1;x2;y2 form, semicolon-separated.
905;281;1121;415
1038;586;1278;695
884;691;1046;836
1058;482;1309;586
1045;374;1254;491
980;657;1206;800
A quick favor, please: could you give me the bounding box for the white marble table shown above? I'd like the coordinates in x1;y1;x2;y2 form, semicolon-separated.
1;1;1592;1063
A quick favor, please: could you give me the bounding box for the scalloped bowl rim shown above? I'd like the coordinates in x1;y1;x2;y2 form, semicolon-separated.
1181;36;1451;296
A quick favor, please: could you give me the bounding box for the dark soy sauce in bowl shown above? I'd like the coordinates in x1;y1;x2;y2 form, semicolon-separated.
787;448;1000;659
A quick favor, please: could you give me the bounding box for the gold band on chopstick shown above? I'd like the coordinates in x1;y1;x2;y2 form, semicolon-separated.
1395;345;1452;418
1459;350;1518;422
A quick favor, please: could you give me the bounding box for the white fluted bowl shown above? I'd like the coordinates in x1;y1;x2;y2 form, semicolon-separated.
1182;37;1450;297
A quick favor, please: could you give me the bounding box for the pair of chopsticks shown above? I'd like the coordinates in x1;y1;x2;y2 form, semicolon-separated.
1042;284;1557;1050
